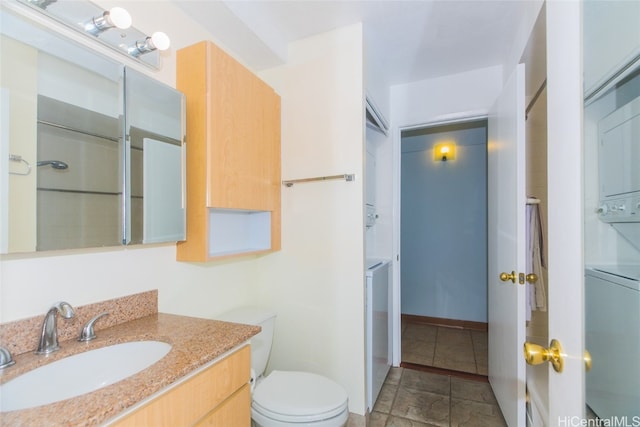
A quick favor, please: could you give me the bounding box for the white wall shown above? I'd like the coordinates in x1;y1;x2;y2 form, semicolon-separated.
392;65;504;128
583;0;640;96
256;23;367;415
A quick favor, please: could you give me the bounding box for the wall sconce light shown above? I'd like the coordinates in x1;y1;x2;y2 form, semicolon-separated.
434;142;456;162
84;6;132;35
128;32;171;57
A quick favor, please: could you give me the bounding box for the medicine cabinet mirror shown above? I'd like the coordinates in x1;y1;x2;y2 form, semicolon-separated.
1;5;185;253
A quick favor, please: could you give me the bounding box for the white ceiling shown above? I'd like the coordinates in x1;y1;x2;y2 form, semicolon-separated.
174;0;527;87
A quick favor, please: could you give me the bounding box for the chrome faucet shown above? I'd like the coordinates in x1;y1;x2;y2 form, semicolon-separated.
0;346;15;369
35;301;75;355
78;312;109;342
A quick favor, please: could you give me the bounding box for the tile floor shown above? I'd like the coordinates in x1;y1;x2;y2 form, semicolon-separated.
369;367;507;427
401;322;488;376
346;319;506;427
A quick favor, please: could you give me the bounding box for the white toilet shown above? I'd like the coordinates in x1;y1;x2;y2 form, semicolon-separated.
217;307;349;427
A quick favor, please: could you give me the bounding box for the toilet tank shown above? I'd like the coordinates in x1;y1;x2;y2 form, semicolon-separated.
216;307;276;377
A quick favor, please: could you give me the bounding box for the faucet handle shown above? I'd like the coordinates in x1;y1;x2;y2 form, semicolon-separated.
0;346;15;369
56;301;75;319
78;312;109;342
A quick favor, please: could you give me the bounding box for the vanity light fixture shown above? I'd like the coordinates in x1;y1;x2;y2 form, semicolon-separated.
84;6;132;35
16;0;168;69
434;142;456;162
128;31;171;57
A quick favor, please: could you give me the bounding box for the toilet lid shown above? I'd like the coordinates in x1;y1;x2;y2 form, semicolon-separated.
252;371;349;423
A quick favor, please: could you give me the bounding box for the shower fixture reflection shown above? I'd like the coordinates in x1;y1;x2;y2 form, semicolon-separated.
37;160;69;170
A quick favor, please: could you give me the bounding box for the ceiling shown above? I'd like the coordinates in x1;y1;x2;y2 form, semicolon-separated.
174;0;527;87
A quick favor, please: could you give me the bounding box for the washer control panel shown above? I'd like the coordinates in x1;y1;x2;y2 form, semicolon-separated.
598;195;640;222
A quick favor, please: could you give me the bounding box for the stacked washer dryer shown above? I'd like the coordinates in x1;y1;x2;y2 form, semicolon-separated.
585;266;640;418
586;76;640;418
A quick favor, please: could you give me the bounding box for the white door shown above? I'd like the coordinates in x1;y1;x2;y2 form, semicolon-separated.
486;3;584;423
487;63;527;427
545;0;584;419
487;61;526;427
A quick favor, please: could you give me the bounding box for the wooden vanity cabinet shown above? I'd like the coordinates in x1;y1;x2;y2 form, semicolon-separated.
176;40;281;262
110;345;251;427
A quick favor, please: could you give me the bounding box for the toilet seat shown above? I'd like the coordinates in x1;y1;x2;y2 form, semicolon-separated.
252;370;349;425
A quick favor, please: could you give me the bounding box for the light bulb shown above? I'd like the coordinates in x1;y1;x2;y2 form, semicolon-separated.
128;32;171;57
108;7;132;30
150;32;171;51
85;6;131;35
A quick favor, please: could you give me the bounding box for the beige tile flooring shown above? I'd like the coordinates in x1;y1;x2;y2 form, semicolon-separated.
346;320;506;427
401;322;488;376
368;367;507;426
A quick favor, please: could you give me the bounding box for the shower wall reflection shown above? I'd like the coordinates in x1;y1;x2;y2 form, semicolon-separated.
37;95;122;250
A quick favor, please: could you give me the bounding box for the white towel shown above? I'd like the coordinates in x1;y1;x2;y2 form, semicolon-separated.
526;202;547;320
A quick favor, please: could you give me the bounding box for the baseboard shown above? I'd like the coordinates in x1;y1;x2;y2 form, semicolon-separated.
402;314;487;331
400;361;489;382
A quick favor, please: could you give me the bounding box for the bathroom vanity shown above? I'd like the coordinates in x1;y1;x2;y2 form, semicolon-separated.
0;293;259;427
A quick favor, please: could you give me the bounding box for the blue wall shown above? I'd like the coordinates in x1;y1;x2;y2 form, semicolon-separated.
401;121;487;322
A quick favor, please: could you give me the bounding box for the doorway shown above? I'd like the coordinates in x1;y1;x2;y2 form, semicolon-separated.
399;119;488;376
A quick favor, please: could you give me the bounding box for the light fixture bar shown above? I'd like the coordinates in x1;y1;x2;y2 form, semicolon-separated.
16;0;167;69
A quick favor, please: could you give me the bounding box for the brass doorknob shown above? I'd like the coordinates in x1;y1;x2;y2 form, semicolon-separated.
584;350;592;372
523;339;564;373
500;271;517;283
526;273;538;283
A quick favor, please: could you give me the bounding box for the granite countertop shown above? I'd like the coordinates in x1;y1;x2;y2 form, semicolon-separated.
0;313;260;426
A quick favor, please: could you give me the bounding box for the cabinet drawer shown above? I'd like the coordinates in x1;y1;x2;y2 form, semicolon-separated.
194;384;251;427
111;345;250;427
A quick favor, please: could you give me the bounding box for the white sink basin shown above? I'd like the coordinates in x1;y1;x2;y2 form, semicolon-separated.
0;341;171;412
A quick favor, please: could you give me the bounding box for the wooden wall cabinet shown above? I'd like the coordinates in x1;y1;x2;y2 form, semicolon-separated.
176;41;281;261
110;345;251;427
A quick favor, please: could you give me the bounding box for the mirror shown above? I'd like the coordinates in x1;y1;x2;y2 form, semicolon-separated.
125;68;186;245
0;6;185;254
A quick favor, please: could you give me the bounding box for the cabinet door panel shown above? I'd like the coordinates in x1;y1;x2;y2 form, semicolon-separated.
195;384;251;427
110;346;250;427
206;42;280;211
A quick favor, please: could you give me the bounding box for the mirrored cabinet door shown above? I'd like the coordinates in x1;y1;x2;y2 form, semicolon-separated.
124;68;186;245
36;56;125;251
1;6;185;254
